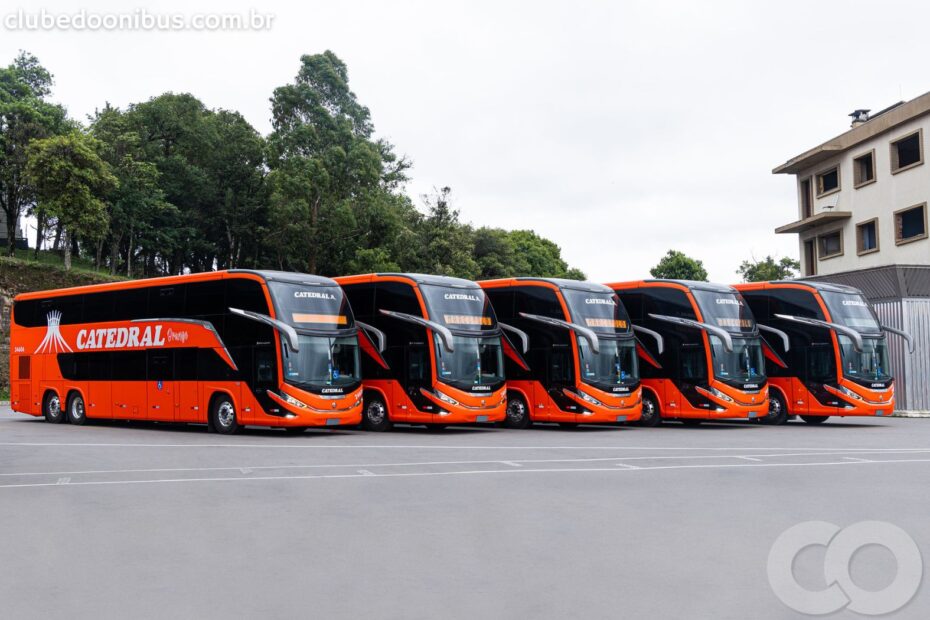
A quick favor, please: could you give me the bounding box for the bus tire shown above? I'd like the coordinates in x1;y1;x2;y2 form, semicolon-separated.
763;391;789;425
66;392;88;426
503;392;531;429
361;393;392;432
800;415;829;425
638;392;662;427
43;391;65;424
210;394;240;435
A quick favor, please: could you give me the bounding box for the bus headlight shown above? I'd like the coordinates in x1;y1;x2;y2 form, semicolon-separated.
578;390;604;407
838;385;863;401
282;393;309;409
710;387;734;403
435;390;460;407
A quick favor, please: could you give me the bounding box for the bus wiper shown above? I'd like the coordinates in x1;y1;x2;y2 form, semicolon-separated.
380;309;455;352
229;307;300;352
518;312;600;354
774;314;863;352
647;314;733;352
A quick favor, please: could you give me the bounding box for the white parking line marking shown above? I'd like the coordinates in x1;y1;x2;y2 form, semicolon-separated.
357;469;375;476
842;457;873;463
2;449;929;478
56;477;70;485
615;463;640;469
1;457;928;490
1;442;928;451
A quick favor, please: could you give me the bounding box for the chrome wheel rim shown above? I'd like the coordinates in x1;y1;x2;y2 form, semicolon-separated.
642;398;656;421
48;395;61;418
217;401;235;428
71;397;85;420
506;399;526;424
769;397;782;418
367;401;386;425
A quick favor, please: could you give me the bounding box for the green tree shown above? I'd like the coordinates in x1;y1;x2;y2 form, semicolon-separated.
737;255;800;282
25;132;117;270
650;250;708;281
267;51;410;274
0;52;69;255
414;187;479;278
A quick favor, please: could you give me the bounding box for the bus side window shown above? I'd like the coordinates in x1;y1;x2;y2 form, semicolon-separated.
680;344;707;382
806;344;835;382
18;356;30;379
408;343;427;381
548;345;572;383
147;351;174;380
255;348;275;386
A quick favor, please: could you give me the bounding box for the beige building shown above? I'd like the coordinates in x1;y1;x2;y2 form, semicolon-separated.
774;92;930;411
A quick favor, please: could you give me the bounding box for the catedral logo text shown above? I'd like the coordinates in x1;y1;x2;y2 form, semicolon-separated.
294;291;336;300
75;325;190;350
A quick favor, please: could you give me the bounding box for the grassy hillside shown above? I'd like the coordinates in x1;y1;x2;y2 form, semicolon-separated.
1;254;126;399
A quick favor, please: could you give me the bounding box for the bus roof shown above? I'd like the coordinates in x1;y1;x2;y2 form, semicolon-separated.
14;269;339;301
337;273;481;288
736;280;865;296
479;277;615;294
607;279;738;294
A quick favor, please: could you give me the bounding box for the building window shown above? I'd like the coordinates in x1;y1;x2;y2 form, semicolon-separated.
890;129;923;174
894;203;928;245
853;150;875;188
818;230;843;259
856;219;879;255
815;166;840;197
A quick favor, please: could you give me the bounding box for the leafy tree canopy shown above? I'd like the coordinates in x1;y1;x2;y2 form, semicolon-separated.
649;250;708;281
737;255;800;282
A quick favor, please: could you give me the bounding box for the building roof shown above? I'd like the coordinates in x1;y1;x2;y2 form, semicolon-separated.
774;210;852;234
773;90;930;175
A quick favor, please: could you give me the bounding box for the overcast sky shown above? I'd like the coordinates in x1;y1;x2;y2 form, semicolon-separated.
3;0;927;281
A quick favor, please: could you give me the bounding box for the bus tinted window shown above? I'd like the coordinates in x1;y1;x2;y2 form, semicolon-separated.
513;286;564;319
419;284;497;332
111;288;148;322
692;290;756;333
768;288;824;320
269;282;353;329
821;291;881;332
643;288;694;319
375;282;422;316
149;286;186;317
84;291;117;322
186;280;227;316
561;288;630;334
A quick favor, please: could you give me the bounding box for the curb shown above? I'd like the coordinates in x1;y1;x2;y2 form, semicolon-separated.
893;411;930;418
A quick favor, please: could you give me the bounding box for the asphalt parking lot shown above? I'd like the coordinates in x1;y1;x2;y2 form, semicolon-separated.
1;407;928;619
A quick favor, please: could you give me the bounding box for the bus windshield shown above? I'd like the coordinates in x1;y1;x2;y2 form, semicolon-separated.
576;336;638;388
709;336;764;383
692;290;756;334
419;284;498;332
269;282;353;330
821;291;881;333
434;335;504;389
838;335;891;381
281;334;361;388
562;289;631;335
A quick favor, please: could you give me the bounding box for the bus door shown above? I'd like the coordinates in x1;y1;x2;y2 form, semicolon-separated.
146;350;176;421
173;349;201;423
803;343;838;414
403;340;432;417
678;342;707;412
543;344;575;418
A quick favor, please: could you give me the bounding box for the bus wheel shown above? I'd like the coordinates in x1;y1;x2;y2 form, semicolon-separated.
800;415;829;425
638;393;662;427
67;393;87;426
43;391;65;424
361;394;392;432
211;395;239;435
680;418;702;427
503;392;531;429
763;392;789;425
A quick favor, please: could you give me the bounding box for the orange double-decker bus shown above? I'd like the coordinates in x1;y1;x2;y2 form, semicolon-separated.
607;280;769;426
9;270;364;434
479;278;642;428
735;281;913;424
335;273;507;431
